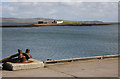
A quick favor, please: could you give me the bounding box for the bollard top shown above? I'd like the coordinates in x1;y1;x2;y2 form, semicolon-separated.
26;49;30;53
18;49;22;53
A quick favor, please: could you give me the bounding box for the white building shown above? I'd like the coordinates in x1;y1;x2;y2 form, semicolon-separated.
53;20;63;24
56;20;63;24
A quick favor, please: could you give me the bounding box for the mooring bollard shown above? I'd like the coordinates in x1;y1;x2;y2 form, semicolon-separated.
17;49;32;63
2;49;45;71
25;49;32;59
18;49;23;59
1;49;32;63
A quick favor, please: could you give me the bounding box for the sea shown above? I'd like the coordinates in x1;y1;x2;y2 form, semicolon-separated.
2;25;118;61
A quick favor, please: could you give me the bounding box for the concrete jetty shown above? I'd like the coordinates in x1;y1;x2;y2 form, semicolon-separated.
1;54;119;71
2;57;118;77
44;54;120;64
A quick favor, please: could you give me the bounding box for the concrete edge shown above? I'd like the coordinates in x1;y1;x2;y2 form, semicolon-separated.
44;54;120;64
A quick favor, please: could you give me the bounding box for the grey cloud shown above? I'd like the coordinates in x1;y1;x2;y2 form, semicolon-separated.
2;2;118;22
1;0;120;2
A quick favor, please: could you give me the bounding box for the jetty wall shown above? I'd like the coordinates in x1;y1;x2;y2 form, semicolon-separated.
44;54;119;64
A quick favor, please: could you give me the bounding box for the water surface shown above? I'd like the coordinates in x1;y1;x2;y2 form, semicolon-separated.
2;25;118;61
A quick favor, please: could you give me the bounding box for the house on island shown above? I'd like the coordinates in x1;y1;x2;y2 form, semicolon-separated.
38;20;44;24
53;20;63;24
38;20;47;24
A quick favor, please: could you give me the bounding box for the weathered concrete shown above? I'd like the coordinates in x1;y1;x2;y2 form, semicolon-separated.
44;55;119;64
2;58;118;77
2;59;44;71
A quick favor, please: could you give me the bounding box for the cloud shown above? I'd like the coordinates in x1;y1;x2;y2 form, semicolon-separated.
61;2;82;6
48;9;57;15
0;4;2;17
2;2;118;22
1;0;120;2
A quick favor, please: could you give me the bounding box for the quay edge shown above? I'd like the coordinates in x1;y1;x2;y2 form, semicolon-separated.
44;54;120;64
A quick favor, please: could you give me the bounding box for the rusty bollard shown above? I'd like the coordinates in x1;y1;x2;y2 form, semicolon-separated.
18;49;23;59
1;49;32;63
2;48;45;71
21;56;29;63
25;49;32;59
17;49;32;63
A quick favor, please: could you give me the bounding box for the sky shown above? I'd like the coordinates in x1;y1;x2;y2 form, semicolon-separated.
1;2;119;22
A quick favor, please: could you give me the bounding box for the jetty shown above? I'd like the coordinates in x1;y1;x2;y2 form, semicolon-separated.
1;49;119;77
44;54;119;64
2;55;119;77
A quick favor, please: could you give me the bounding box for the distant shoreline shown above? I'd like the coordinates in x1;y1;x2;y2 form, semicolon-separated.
0;23;117;28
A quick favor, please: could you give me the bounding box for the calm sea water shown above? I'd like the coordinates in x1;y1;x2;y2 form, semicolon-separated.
2;25;118;61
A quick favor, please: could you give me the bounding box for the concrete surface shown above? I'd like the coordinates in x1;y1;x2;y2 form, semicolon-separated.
2;59;44;71
2;58;118;77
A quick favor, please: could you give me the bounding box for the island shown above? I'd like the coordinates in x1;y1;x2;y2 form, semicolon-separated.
0;18;118;28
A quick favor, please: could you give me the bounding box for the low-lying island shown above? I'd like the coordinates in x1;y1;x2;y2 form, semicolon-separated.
1;23;115;28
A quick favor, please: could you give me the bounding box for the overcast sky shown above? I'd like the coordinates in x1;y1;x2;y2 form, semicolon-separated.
1;2;118;22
